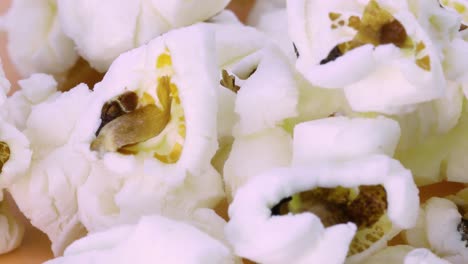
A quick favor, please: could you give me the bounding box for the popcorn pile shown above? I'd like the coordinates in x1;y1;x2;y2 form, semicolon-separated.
0;0;468;263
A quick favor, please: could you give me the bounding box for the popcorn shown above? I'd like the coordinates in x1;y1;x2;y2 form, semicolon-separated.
395;94;467;185
0;61;31;255
292;116;401;165
72;24;224;233
247;1;296;62
1;0;78;76
287;0;446;115
439;0;468;25
223;127;293;200
219;46;298;198
0;194;24;255
225;155;419;264
9;84;93;256
57;0;231;72
404;188;468;263
44;214;239;264
363;246;451;264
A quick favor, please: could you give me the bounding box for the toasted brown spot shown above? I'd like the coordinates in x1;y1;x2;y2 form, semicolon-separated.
271;197;292;216
0;142;10;173
415;41;426;53
58;58;105;92
458;218;468;247
347;185;387;228
320;46;343;65
380;20;407;48
293;43;300;58
329;12;342;21
220;69;240;93
91;104;170;153
348;16;361;30
96;91;138;136
416;56;431;71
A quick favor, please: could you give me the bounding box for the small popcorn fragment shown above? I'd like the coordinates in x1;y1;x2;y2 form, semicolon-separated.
404;189;468;263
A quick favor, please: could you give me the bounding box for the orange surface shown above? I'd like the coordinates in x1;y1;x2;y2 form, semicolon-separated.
0;0;466;264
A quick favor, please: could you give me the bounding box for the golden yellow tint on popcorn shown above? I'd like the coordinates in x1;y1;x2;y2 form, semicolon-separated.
276;185;389;257
325;0;432;72
0;142;10;173
156;53;172;69
93;51;186;164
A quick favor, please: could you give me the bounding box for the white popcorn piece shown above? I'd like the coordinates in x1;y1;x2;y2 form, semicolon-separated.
0;61;31;255
9;84;93;256
287;0;446;115
395;87;466;185
404;192;468;264
405;248;452;264
217;44;298;199
0;194;24;255
363;246;451;264
0;74;59;131
247;0;286;26
293;116;401;165
225;155;419;264
71;24;224;233
223;127;293;200
1;0;79;76
57;0;231;72
247;0;296;62
208;23;270;138
439;0;468;25
231;47;298;136
44;214;239;264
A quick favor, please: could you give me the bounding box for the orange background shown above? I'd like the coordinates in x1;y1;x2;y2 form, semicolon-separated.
0;0;465;263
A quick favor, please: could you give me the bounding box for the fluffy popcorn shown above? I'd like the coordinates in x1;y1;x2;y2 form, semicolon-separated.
404;189;468;263
247;0;285;26
363;246;451;264
57;0;231;72
0;74;59;131
218;45;298;198
287;0;447;115
44;214;239;264
0;61;30;255
1;0;78;76
223;127;292;200
207;23;269;138
225;155;419;264
292;116;401;165
439;0;468;25
70;24;224;233
0;194;24;255
231;47;298;136
247;1;296;62
9;84;93;256
394;92;467;185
